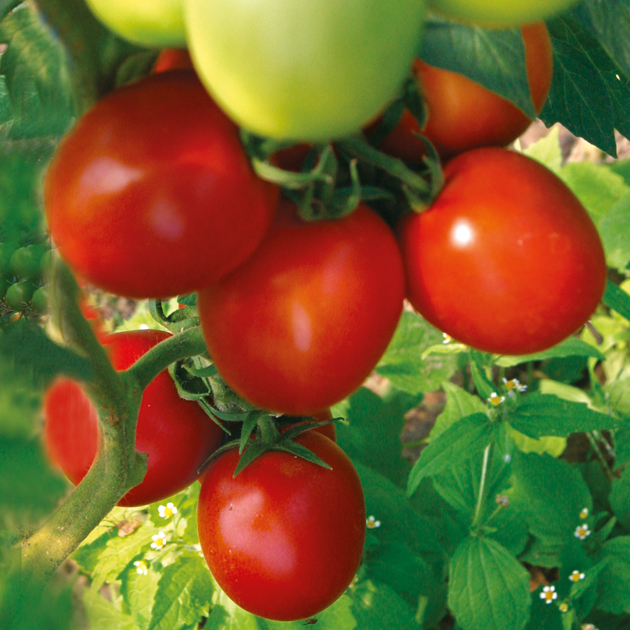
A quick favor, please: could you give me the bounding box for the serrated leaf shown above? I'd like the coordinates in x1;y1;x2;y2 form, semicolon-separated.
421;18;534;116
448;537;531;630
376;311;457;394
522;126;563;172
509;393;618;439
610;465;630;529
148;552;213;630
598;537;630;614
599;192;630;271
541;17;620;156
496;337;605;368
511;452;592;545
407;413;496;497
120;562;161;630
262;594;357;630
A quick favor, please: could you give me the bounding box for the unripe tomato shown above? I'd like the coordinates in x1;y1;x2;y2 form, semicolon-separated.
399;148;607;355
5;279;36;311
45;72;278;299
184;0;427;142
43;330;224;506
84;0;186;47
198;199;405;415
377;23;552;162
197;431;365;621
428;0;581;28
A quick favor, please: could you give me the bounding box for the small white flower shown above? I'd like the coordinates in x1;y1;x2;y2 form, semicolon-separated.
488;392;505;406
442;333;452;344
158;502;178;519
540;585;557;604
151;531;167;550
570;570;586;582
580;507;589;520
582;625;598;630
366;516;381;529
575;524;591;540
133;560;148;575
502;378;527;393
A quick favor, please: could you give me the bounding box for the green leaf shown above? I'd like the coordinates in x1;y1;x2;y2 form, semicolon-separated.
598;537;630;614
376;311;457;394
336;387;418;489
348;579;420;630
83;586;140;630
522;126;563;172
261;594;357;630
610;465;630;530
120;561;161;630
605;280;630;323
407;413;496;497
541;17;623;156
421;18;534;116
496;337;605;368
448;537;531;630
509;393;618;439
510;452;592;545
429;382;487;442
148;552;213;630
599;192;630;271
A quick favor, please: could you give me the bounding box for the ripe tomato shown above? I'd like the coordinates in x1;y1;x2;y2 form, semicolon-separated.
43;329;224;506
153;48;193;73
184;0;427;142
45;72;278;299
84;0;186;47
376;23;552;162
197;431;365;621
428;0;580;28
399;148;607;355
197;199;405;415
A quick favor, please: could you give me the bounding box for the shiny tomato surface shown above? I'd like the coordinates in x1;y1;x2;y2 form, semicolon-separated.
399;148;607;355
43;330;224;506
198;199;405;415
197;431;365;621
45;71;278;299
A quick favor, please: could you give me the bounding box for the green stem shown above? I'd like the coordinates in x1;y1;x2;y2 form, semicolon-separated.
473;443;492;528
586;431;613;480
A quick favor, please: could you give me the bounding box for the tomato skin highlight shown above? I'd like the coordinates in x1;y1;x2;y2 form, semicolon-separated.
197;431;365;621
184;0;427;142
428;0;581;28
198;199;405;415
45;72;278;299
153;48;193;73
377;23;552;162
399;148;607;355
43;330;224;506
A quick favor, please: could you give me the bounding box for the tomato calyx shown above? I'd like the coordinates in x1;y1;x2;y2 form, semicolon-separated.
198;412;336;477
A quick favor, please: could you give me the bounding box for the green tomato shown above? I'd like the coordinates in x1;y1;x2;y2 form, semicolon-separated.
85;0;185;47
5;279;36;311
185;0;427;142
31;286;49;314
428;0;580;27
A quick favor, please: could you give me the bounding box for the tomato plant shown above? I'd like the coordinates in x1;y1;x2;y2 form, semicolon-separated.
399;147;607;355
197;198;405;415
43;329;224;506
376;23;552;162
197;431;365;621
84;0;186;47
428;0;581;28
184;0;427;141
45;71;278;299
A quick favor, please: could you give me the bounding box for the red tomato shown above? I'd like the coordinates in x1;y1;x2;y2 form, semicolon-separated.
45;71;278;299
43;329;224;506
197;431;365;621
197;198;405;415
377;23;552;162
399;148;607;355
153;48;193;73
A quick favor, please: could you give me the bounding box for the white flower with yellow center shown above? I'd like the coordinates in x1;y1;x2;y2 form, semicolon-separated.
133;560;148;575
151;531;167;550
570;570;585;582
574;524;591;540
540;585;557;604
158;502;178;519
366;516;381;529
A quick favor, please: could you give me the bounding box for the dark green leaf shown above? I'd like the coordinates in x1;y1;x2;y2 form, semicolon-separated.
598;537;630;614
605;280;630;322
407;413;496;497
497;337;605;368
148;552;213;630
421;18;534;116
541;17;621;156
509;393;618;438
448;537;531;630
611;465;630;529
376;311;457;394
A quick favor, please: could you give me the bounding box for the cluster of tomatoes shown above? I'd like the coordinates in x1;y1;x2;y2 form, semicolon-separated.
41;0;605;621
